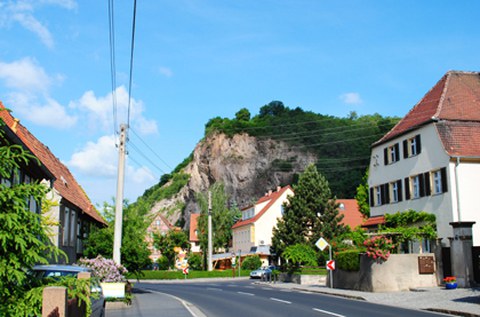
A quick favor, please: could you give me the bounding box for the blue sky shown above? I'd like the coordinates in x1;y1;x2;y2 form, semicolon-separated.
1;0;479;206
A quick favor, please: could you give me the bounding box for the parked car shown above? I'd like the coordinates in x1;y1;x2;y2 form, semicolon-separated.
249;267;272;279
31;264;105;317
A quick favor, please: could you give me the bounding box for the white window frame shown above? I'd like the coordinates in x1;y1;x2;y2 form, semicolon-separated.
391;182;399;203
410;137;417;156
412;175;420;199
433;170;442;194
390;145;397;163
375;185;382;206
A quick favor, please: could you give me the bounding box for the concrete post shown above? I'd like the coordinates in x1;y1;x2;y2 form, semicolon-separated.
42;287;67;317
449;221;476;287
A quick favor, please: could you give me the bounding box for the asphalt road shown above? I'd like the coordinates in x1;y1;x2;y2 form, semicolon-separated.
136;280;449;317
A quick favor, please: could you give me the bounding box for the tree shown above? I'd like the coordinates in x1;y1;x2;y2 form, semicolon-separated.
83;199;152;278
0;117;64;315
283;244;317;272
271;164;347;262
196;182;239;268
153;230;190;269
235;108;251;122
355;169;370;217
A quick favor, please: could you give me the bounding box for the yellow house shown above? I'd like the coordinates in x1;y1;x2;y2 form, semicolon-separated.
232;185;293;267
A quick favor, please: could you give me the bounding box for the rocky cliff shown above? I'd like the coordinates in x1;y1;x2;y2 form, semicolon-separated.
150;133;317;228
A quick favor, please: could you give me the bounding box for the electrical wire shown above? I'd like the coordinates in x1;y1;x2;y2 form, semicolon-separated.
108;0;118;137
128;141;167;175
129;127;173;170
126;0;137;128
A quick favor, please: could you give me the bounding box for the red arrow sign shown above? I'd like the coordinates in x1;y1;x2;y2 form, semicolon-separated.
183;267;189;275
326;260;335;271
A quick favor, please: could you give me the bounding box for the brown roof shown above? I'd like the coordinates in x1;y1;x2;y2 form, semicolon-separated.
336;199;364;228
375;71;480;146
232;185;293;229
0;102;106;225
362;215;386;228
189;213;200;242
436;121;480;157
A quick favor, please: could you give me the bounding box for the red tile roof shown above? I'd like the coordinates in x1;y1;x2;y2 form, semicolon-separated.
0;102;106;225
436;121;480;157
189;213;200;242
375;71;480;146
336;199;364;228
362;215;386;228
232;185;293;229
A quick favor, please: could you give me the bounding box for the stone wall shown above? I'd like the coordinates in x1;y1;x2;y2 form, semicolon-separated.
332;253;438;292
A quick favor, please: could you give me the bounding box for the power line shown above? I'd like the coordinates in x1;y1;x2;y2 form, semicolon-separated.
128;141;167;176
129;127;173;170
126;0;137;128
108;0;118;136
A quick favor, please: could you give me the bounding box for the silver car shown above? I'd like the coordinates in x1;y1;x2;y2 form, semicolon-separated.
249;267;272;279
31;264;105;317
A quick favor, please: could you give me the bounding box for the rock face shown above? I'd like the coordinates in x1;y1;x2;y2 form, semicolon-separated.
150;133;317;228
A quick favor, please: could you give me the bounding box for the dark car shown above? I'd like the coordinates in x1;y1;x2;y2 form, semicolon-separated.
31;265;105;317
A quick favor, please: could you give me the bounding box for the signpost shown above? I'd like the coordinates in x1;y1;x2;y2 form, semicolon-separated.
183;267;189;279
316;237;334;288
231;253;236;278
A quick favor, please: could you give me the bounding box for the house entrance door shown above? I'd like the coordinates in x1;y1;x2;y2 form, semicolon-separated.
441;247;452;278
472;246;480;283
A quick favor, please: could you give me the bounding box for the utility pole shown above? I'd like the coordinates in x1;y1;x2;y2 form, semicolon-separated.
113;124;127;265
208;190;213;271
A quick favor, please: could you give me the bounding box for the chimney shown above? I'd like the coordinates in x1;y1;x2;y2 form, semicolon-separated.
11;118;20;133
277;186;281;192
268;189;272;196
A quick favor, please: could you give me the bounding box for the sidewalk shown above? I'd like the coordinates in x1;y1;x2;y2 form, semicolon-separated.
264;282;480;317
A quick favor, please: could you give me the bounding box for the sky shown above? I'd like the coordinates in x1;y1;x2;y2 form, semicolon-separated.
1;0;479;207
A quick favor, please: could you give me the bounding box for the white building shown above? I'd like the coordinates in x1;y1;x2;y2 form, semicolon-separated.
232;186;294;266
368;71;480;247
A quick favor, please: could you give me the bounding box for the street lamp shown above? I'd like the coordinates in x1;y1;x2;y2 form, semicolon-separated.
238;249;242;277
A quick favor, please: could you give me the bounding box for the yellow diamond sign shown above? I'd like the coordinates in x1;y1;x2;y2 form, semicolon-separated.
315;237;329;251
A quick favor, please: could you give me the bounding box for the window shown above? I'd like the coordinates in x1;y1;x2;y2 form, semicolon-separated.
63;207;70;246
433;170;442;194
412;175;420;199
375;186;382;206
280;205;285;215
390;180;402;203
403;135;422;158
384;143;400;165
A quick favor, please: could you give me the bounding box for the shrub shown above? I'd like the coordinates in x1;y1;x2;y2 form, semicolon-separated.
363;235;396;261
156;256;170;270
78;255;128;282
241;255;262;270
336;249;361;271
188;253;202;270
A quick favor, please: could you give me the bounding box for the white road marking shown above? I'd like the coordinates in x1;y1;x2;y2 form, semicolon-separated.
244;286;255;289
206;287;223;291
280;289;292;292
237;291;255;296
313;308;346;317
299;291;313;294
270;297;292;304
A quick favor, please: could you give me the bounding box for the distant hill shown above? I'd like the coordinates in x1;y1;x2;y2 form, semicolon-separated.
136;101;399;228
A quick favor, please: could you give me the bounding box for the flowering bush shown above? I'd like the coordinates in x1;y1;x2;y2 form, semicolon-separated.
443;276;456;283
363;235;396;261
78;255;128;282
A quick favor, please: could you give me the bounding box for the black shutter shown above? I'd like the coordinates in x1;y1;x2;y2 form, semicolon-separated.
370;187;374;206
403;140;408;158
416;135;421;154
424;172;431;196
441;167;448;193
384;148;388;165
404;178;410;200
383;184;390;204
397;180;403;202
394;143;400;162
419;174;425;197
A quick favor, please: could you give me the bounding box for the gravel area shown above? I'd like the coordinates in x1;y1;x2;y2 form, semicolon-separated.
268;282;480;317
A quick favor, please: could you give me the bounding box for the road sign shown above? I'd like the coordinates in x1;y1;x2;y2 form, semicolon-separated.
326;260;335;271
315;237;329;251
183;267;189;275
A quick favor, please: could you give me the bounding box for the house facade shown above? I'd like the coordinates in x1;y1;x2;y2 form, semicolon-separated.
146;213;176;263
232;186;294;266
368;71;480;247
189;213;201;254
1;103;106;263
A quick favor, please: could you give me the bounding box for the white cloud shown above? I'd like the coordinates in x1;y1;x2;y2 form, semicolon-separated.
68;135;118;177
158;66;173;78
339;92;363;105
68;134;156;186
12;12;54;48
71;86;158;135
0;57;51;92
0;0;77;48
